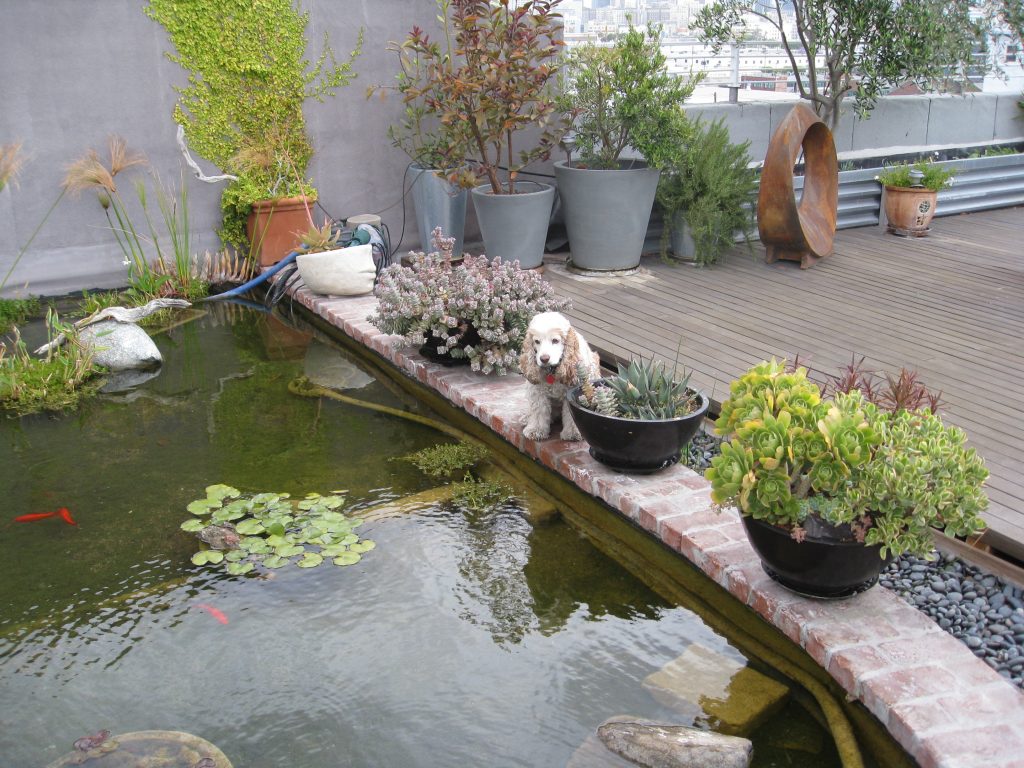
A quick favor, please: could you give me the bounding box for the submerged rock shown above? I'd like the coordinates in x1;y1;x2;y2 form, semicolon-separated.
198;524;241;550
598;720;753;768
78;320;162;371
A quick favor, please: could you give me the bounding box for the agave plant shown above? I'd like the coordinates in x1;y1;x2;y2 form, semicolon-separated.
576;356;699;420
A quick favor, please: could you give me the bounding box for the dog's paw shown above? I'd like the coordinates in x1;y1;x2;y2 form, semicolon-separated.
560;425;583;442
523;425;550;441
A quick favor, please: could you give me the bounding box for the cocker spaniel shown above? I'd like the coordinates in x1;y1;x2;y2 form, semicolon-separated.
519;311;600;441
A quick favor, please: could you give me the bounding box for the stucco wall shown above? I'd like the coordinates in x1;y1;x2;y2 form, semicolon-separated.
2;2;1022;297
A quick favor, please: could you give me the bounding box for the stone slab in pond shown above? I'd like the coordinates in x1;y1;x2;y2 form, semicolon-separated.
598;718;753;768
643;643;790;735
46;729;231;767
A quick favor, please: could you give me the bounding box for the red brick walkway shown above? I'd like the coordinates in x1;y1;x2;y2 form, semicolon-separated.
289;286;1024;768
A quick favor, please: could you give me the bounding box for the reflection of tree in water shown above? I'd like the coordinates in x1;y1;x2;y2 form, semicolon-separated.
452;503;671;646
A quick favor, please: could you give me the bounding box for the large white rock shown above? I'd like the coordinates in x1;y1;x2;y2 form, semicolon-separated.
598;720;753;768
78;320;161;371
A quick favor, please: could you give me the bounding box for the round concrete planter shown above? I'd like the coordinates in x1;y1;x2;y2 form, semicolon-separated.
296;244;376;296
406;164;468;256
470;181;554;269
668;211;697;262
555;160;660;271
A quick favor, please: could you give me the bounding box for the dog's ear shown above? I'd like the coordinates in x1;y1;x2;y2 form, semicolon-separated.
557;328;581;385
520;328;540;383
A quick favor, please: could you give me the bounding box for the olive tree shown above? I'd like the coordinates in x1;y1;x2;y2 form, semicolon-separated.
694;0;981;129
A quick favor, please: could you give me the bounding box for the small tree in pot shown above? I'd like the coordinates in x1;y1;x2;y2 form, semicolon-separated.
555;23;701;271
877;159;956;237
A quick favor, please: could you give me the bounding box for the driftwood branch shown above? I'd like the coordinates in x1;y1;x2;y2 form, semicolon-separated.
176;126;237;184
34;298;192;355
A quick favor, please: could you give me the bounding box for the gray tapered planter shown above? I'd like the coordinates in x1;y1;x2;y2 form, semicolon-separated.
406;164;468;256
555;160;660;271
470;181;554;269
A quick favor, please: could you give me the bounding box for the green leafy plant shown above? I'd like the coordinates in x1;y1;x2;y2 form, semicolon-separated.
576;356;701;420
656;116;757;266
877;159;956;191
388;0;565;193
707;359;988;558
557;22;700;170
145;0;363;247
0;309;103;416
401;441;489;477
450;473;514;511
181;486;376;574
369;228;570;374
0;297;40;334
695;0;980;129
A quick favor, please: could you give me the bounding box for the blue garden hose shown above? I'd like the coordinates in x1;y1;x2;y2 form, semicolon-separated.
201;250;299;302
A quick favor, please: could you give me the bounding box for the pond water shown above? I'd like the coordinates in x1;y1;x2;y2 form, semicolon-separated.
0;303;839;767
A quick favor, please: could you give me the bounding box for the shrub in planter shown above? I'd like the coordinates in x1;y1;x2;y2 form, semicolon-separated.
876;159;955;236
368;230;569;374
707;360;988;595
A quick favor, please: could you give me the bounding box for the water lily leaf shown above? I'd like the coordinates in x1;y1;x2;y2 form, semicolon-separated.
191;550;225;566
225;549;247;562
226;561;254;576
305;492;322;499
262;555;288;569
304;526;324;540
265;534;288;548
206;484;240;501
325;521;352;534
267;522;287;538
349;540;376;553
275;544;305;558
320;544;349;557
180;518;207;532
297;552;323;568
213;506;247;523
251;493;280;506
340;534;359;545
187;499;221;515
239;537;271;554
317;534;336;546
320;495;344;509
236;519;266;536
350;518;364;528
298;499;318;510
331;489;347;494
333;552;361;566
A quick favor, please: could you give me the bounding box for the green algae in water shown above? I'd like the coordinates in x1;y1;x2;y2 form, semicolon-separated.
183;486;376;572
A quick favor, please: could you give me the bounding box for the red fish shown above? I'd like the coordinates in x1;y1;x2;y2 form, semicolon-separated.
58;507;77;526
195;603;229;625
14;511;59;523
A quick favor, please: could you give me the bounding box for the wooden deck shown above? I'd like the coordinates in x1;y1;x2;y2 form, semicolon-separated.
543;207;1024;560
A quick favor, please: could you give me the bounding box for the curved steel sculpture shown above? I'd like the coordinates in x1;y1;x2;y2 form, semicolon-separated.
758;103;838;269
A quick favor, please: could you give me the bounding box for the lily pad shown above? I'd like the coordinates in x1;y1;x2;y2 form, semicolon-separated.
224;550;248;562
212;506;247;523
191;550;225;566
319;495;344;509
266;522;287;538
303;526;324;541
297;553;324;568
187;499;222;516
333;552;361;566
275;544;305;558
251;493;280;506
320;544;349;558
180;519;207;532
340;533;359;545
226;561;255;576
262;555;289;569
206;484;240;501
235;519;266;536
349;540;376;553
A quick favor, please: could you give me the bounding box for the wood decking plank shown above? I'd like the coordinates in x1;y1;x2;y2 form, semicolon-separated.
542;206;1024;559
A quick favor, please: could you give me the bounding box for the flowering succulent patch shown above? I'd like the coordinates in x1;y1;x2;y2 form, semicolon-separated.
707;359;988;558
368;229;569;375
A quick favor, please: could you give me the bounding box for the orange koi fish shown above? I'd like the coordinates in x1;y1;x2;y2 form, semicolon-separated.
195;603;229;625
58;507;77;526
14;511;59;523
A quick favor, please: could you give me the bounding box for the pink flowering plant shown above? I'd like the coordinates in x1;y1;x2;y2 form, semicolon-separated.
369;229;569;374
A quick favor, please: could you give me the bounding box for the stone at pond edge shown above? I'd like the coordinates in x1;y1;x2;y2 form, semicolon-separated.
46;729;232;767
78;319;162;371
598;720;753;768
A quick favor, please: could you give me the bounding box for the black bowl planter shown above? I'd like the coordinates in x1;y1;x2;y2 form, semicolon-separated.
566;381;709;474
418;326;481;367
740;515;891;599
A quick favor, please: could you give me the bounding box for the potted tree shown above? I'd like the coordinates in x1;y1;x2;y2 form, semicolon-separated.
369;1;469;257
145;0;362;266
369;229;569;374
656;117;758;266
567;356;708;473
877;159;956;237
412;0;566;269
556;23;699;272
706;360;988;598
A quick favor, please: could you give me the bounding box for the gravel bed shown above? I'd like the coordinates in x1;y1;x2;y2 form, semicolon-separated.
686;427;1024;691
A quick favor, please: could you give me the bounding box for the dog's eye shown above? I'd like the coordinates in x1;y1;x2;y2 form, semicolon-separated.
552;338;561;345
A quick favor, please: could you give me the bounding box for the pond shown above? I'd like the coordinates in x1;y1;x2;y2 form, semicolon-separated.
0;302;839;767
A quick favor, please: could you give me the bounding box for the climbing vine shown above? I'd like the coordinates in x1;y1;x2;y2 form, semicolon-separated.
144;0;362;248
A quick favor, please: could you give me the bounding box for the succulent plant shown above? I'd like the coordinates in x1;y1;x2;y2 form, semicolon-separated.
708;359;988;558
298;218;342;253
575;356;700;420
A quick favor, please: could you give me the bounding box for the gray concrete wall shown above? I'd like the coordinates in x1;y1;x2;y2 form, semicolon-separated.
2;2;1022;297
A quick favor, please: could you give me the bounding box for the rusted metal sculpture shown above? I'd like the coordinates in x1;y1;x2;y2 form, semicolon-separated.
758;103;838;269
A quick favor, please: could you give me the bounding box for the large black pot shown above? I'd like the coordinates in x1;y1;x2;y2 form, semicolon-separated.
566;381;709;474
418;326;481;367
740;516;890;599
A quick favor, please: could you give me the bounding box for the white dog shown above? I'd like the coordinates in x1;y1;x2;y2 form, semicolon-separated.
519;311;600;441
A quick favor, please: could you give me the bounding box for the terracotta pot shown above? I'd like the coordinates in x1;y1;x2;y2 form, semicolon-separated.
245;195;315;266
883;186;938;237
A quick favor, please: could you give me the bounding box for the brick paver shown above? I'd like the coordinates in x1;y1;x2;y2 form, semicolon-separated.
288;286;1024;768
